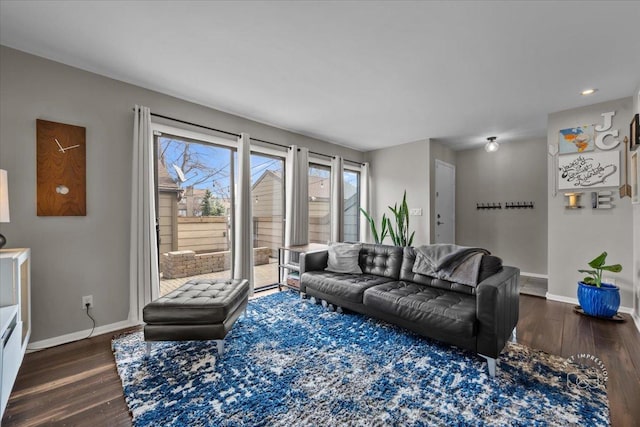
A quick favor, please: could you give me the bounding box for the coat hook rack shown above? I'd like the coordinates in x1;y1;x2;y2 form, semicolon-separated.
504;201;535;209
476;202;502;210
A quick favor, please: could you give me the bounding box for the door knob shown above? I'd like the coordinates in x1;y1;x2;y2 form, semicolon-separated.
437;221;444;225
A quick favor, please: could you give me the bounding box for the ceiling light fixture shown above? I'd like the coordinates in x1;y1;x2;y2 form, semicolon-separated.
581;88;598;96
484;136;499;153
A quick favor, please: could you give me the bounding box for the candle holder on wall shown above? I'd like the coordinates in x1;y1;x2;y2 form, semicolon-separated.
564;192;584;209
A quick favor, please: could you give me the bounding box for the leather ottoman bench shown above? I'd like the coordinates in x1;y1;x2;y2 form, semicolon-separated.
143;278;249;356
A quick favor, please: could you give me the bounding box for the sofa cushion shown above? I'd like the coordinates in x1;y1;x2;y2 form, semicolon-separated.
359;243;404;280
302;271;393;303
326;242;363;274
363;281;477;338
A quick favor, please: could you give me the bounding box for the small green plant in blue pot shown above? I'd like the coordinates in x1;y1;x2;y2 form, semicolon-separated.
577;252;622;318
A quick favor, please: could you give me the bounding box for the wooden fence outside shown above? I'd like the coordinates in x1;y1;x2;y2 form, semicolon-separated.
177;216;230;253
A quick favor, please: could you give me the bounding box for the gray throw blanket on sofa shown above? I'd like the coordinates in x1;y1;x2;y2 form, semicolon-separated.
412;244;490;286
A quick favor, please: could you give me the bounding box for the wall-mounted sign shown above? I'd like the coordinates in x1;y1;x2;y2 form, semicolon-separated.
558;125;595;154
558;151;620;189
594;111;620;150
591;191;614;209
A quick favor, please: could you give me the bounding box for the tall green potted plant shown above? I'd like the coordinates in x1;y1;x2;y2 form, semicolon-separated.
387;190;415;247
359;190;415;247
577;251;622;318
359;209;389;244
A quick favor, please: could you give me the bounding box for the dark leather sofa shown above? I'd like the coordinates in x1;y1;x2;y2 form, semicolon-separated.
299;243;520;377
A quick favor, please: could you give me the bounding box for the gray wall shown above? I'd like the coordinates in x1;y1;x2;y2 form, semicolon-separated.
365;139;430;245
429;141;456;244
0;46;364;342
456;138;548;275
547;97;634;308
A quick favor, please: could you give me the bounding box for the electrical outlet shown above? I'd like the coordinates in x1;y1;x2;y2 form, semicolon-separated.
82;295;94;309
409;208;423;216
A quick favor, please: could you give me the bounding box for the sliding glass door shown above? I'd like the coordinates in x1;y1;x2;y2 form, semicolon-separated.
308;164;331;244
155;132;234;296
250;153;285;289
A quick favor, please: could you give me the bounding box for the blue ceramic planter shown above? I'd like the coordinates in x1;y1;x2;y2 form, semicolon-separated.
577;281;620;318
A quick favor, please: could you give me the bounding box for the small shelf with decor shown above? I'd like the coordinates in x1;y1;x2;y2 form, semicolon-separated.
278;244;328;292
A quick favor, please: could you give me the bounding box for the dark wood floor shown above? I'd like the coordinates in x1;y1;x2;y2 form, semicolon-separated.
3;295;640;426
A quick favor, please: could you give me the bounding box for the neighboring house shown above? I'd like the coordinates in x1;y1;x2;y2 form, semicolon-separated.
157;161;181;257
251;170;358;254
252;170;284;257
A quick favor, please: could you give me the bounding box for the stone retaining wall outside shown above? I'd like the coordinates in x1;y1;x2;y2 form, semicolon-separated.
162;247;271;279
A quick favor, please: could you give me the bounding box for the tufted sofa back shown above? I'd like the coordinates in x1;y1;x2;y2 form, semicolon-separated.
358;243;404;280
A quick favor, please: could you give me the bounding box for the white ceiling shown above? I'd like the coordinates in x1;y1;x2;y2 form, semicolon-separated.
1;1;639;151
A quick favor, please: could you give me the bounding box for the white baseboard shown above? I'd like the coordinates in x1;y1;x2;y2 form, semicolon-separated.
632;312;640;334
521;272;548;279
545;292;634;314
27;319;140;352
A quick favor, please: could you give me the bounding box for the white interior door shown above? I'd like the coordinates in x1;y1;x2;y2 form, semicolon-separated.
434;160;455;243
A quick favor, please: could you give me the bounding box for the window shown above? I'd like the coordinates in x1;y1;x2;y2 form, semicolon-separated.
308;163;331;244
343;169;360;242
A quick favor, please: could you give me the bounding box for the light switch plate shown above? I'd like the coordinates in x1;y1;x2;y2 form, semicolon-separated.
410;208;422;216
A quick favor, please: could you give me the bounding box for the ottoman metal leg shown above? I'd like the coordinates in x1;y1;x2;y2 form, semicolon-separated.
146;342;152;357
216;339;224;356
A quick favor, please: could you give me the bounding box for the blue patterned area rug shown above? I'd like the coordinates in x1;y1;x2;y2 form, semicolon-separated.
113;291;609;426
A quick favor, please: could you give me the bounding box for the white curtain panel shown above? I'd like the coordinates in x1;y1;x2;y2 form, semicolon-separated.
129;105;159;323
284;145;309;248
233;133;255;294
359;162;370;243
330;156;344;242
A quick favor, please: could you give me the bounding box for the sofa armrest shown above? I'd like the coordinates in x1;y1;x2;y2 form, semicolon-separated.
475;266;520;359
300;250;328;273
299;250;328;293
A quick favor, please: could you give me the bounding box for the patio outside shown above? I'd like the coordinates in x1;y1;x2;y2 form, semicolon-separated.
160;258;278;296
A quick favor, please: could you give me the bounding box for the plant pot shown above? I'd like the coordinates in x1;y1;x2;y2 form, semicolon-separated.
577;281;620;318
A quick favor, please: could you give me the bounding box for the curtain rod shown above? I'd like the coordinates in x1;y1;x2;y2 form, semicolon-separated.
149;112;240;138
142;110;364;165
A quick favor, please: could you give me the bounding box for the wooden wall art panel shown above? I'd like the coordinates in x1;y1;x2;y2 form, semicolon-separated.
36;119;86;216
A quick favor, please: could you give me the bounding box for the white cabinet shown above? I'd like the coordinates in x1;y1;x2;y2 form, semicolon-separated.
0;248;31;417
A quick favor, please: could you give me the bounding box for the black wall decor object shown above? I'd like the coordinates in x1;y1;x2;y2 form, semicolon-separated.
630;113;639;151
504;201;535;209
476;202;535;210
476;202;502;210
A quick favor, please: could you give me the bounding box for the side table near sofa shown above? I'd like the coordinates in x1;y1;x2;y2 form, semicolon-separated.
277;243;328;292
